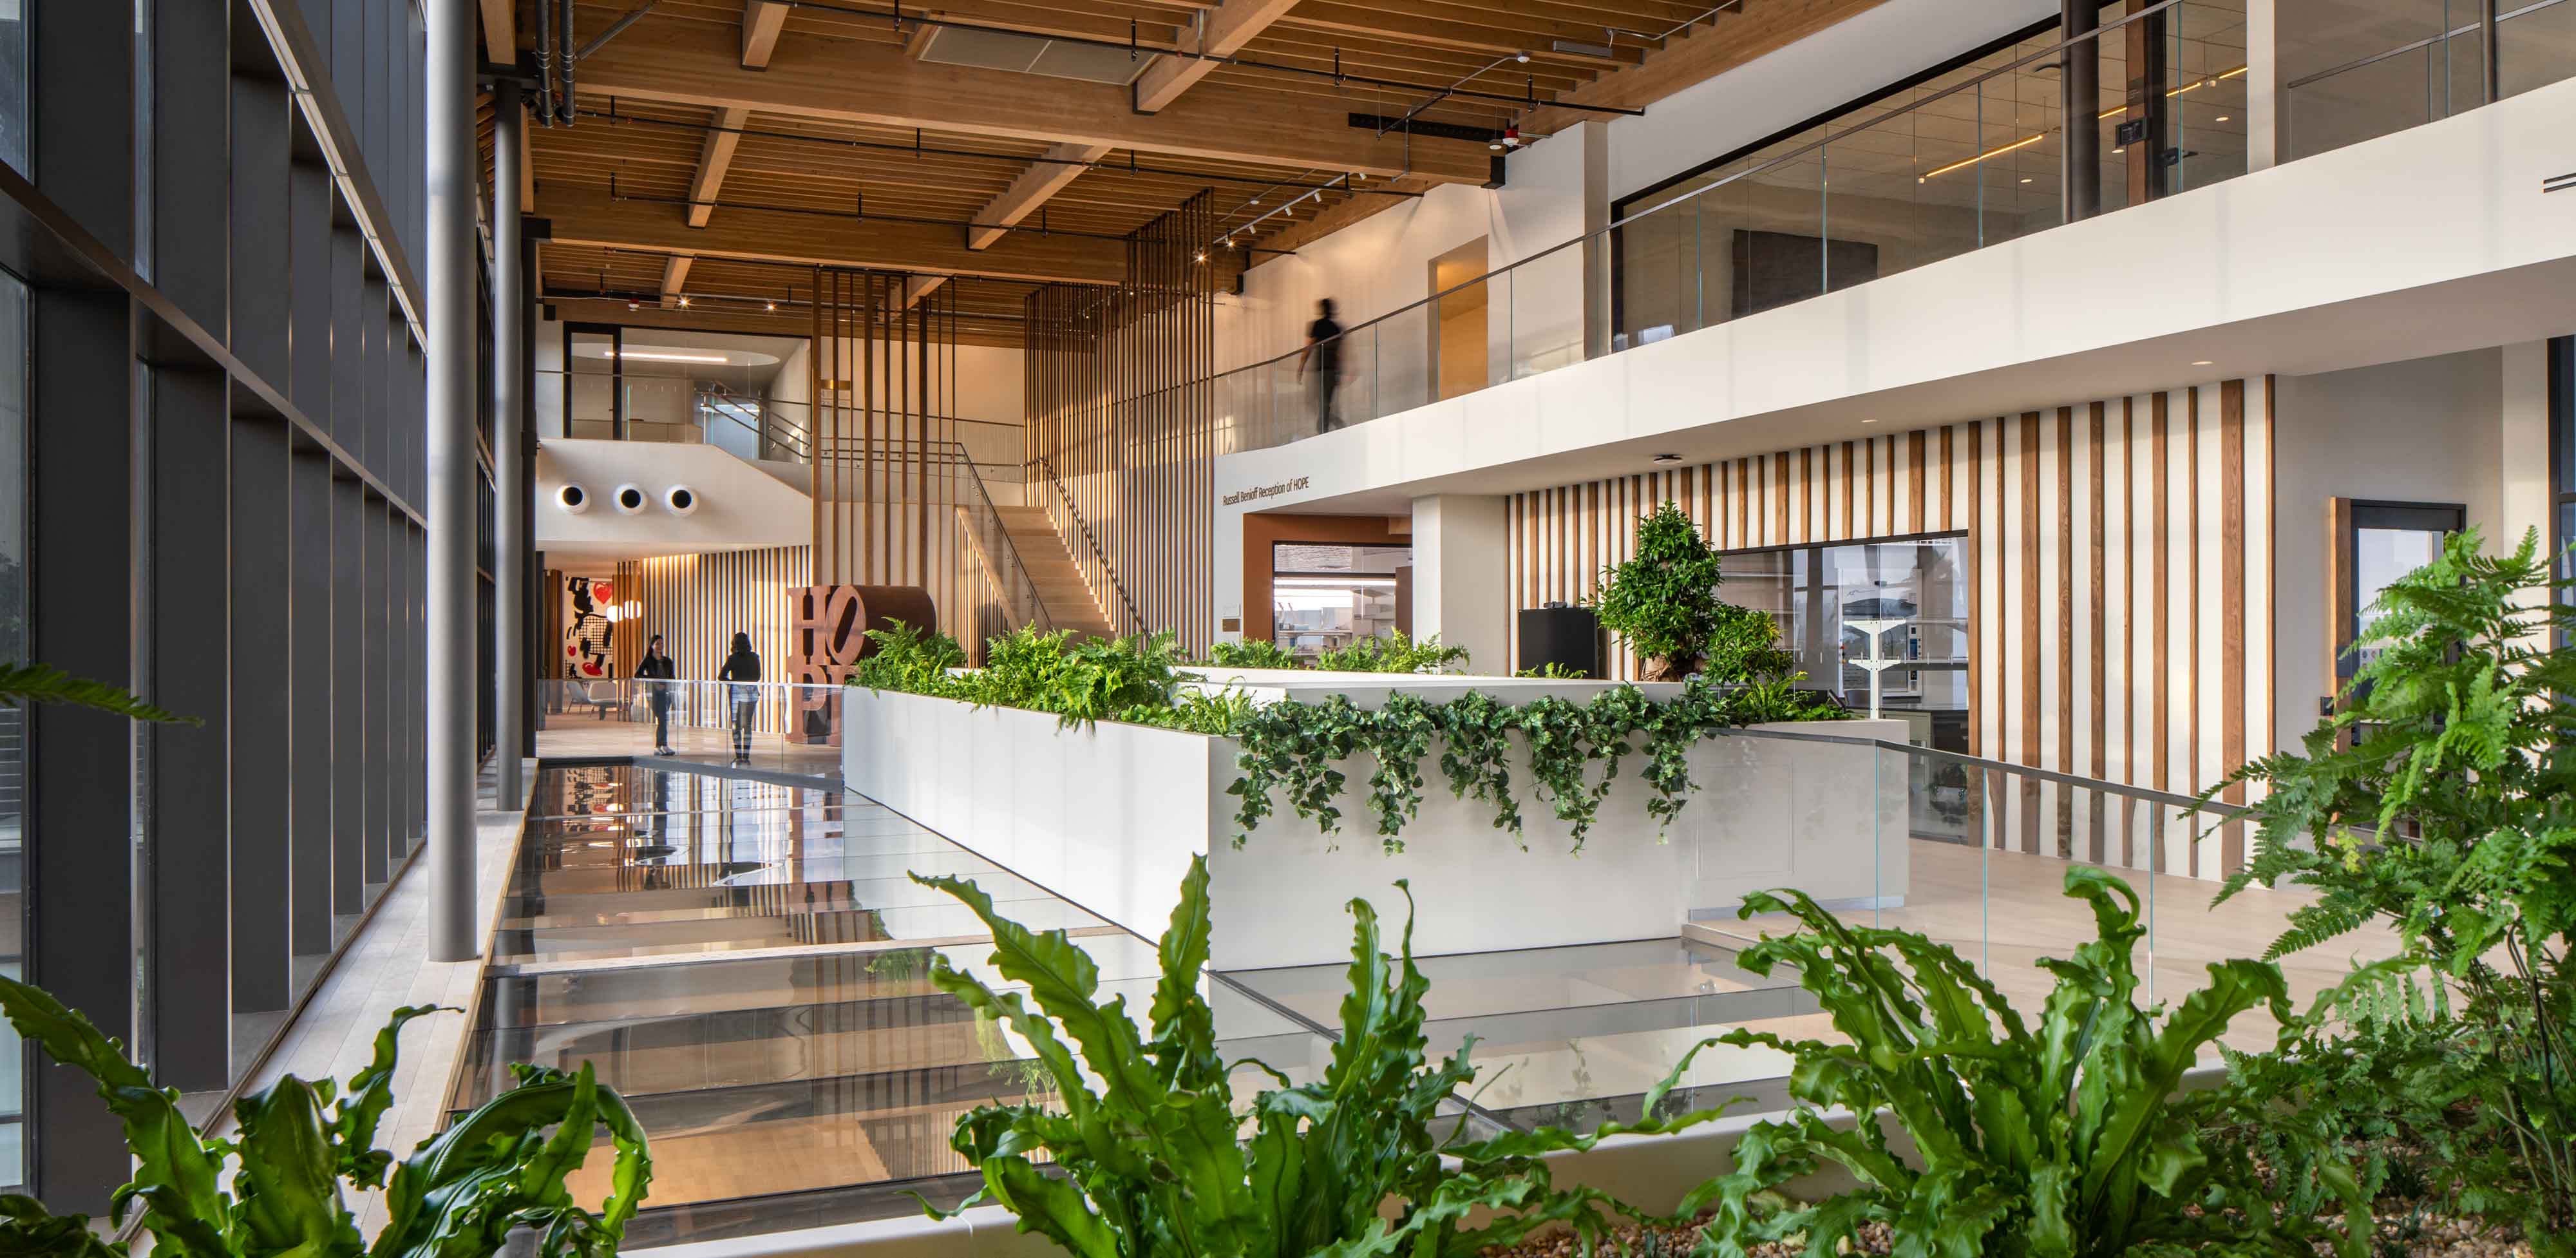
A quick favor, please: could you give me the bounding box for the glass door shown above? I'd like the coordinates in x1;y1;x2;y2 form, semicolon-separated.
2335;499;2465;743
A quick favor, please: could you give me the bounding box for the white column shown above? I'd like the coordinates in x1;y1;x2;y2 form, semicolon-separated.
2246;0;2278;171
425;0;480;962
1409;495;1512;673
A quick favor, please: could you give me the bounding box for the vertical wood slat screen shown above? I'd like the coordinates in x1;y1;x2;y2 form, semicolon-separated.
620;545;813;734
1023;192;1217;653
809;269;990;647
1506;378;2275;879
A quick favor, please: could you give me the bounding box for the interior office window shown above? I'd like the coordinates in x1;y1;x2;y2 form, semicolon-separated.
1718;535;1971;751
0;269;27;1190
1271;543;1409;664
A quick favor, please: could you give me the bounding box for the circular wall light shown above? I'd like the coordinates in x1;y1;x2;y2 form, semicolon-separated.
613;484;648;515
665;484;699;516
556;484;591;514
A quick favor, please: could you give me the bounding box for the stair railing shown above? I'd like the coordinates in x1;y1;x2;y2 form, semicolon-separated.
1030;453;1147;639
938;441;1066;643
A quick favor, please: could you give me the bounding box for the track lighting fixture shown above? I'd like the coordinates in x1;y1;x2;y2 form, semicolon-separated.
677;295;691;307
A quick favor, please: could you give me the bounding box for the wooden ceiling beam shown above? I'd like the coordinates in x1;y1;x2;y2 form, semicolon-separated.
1133;0;1302;113
545;185;1132;283
659;254;696;308
685;105;751;227
480;0;514;59
1522;0;1886;128
965;141;1112;249
742;1;791;68
578;19;1496;182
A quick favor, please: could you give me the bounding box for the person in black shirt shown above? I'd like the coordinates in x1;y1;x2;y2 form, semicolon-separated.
636;634;678;756
1297;298;1346;435
717;631;761;764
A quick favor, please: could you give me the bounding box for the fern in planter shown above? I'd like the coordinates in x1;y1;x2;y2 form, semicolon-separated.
1683;866;2365;1258
909;858;1725;1258
0;980;652;1258
1202;638;1301;670
1591;501;1732;681
2202;526;2576;1243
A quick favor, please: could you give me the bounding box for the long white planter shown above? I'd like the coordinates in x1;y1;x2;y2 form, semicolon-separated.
841;684;1909;969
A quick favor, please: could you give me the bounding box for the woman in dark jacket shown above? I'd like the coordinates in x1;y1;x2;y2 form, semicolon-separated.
717;632;761;764
636;634;677;756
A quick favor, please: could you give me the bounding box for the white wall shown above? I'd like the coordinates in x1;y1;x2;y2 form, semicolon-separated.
2270;345;2555;753
535;438;814;557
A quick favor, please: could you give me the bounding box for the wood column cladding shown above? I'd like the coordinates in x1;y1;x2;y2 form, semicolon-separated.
1024;193;1218;653
1502;377;2277;881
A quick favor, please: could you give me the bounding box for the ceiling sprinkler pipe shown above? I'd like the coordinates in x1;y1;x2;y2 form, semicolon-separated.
535;0;557;126
556;0;578;124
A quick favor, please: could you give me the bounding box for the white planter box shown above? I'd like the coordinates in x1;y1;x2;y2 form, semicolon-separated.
842;685;1909;970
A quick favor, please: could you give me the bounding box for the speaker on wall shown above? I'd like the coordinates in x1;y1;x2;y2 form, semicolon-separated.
555;484;590;514
665;485;699;516
1516;604;1600;678
612;484;647;515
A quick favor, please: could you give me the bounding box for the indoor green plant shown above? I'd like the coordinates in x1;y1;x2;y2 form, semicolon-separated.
1315;629;1469;674
2206;526;2576;1246
1681;866;2363;1258
907;858;1722;1258
0;982;652;1258
1591;500;1733;681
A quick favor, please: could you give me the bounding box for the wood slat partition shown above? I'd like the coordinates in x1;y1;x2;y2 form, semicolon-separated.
1504;378;2277;879
621;546;813;734
1023;191;1219;654
804;265;1034;649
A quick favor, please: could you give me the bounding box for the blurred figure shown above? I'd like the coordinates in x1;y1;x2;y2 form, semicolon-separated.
718;631;761;765
1297;297;1347;435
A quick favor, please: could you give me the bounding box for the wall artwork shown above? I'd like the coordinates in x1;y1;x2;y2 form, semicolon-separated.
563;576;616;679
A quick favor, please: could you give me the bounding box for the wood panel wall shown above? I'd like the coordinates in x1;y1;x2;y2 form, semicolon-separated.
1025;192;1218;653
1506;378;2275;878
620;544;813;696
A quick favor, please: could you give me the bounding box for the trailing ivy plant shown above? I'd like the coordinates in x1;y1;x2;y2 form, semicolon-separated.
1432;689;1522;842
1357;691;1438;850
2202;526;2576;1243
907;858;1726;1258
1683;867;2367;1258
1592;501;1731;681
0;978;652;1258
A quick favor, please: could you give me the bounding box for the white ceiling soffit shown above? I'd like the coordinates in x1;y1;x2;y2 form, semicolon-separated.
915;25;1151;87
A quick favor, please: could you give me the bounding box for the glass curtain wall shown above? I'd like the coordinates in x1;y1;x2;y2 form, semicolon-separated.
2283;0;2576;158
1612;2;2248;350
0;271;23;1191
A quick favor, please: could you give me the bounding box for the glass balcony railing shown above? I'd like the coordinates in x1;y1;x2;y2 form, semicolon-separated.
1209;0;2572;458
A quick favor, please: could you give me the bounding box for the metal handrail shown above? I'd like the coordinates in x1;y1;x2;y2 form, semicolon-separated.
943;439;1063;636
2283;0;2563;91
1031;453;1147;638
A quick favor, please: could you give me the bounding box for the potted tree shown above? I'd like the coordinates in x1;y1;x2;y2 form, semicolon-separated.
1594;501;1781;682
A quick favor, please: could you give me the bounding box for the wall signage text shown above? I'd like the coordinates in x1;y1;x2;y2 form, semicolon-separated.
1222;476;1311;506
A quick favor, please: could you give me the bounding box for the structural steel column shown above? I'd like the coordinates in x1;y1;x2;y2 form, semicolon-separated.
492;81;526;808
2061;0;2101;222
424;0;478;961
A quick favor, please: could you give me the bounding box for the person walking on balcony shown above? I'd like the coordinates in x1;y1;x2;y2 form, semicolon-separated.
1298;298;1347;435
636;634;678;757
718;631;762;765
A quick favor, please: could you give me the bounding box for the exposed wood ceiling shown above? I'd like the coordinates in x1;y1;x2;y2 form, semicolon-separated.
499;0;1890;341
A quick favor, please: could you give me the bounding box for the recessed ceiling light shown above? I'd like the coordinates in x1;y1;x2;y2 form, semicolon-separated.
1651;453;1683;465
2112;146;2126;154
2020;177;2033;184
676;296;691;307
2214;115;2231;122
765;300;778;312
2192;359;2215;367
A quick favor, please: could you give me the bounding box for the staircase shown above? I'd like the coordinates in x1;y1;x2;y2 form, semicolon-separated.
992;505;1120;642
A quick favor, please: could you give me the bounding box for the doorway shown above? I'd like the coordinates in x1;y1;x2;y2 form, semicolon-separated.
2327;499;2465;742
1427;238;1488;402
